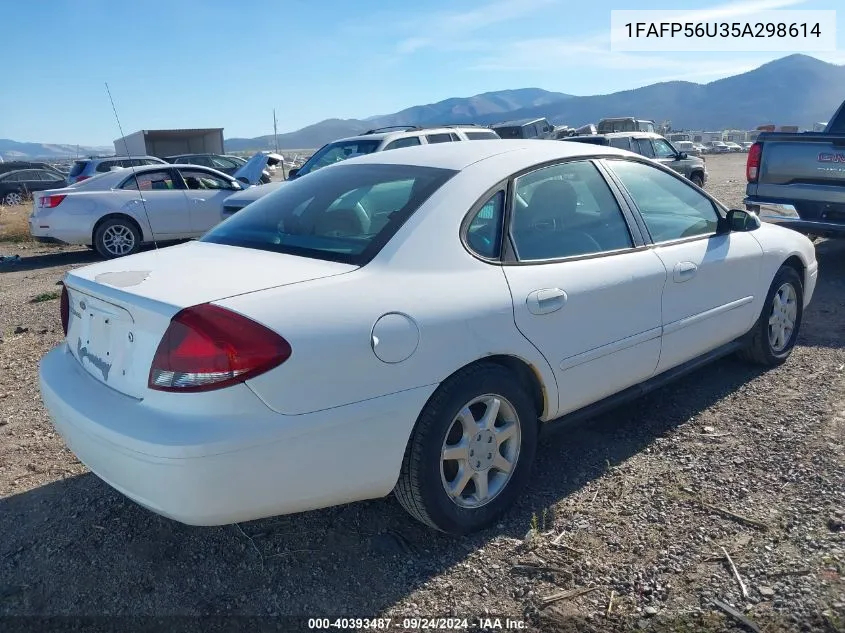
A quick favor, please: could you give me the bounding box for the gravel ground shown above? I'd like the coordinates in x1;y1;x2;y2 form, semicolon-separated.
0;154;843;632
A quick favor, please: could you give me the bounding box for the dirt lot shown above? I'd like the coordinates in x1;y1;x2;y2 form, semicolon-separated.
0;153;843;632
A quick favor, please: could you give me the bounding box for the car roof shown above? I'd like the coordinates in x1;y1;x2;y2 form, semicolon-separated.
492;118;548;127
81;155;162;162
341;138;631;171
330;126;479;144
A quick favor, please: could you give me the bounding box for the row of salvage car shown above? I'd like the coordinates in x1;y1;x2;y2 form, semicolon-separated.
28;122;707;259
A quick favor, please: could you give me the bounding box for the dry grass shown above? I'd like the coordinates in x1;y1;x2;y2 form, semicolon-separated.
0;203;33;243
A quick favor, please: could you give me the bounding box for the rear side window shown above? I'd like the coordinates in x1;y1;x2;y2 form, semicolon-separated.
466;191;505;259
383;136;422;151
121;170;176;191
201;163;456;265
609;137;631;150
635;139;655;158
68;161;89;177
493;127;522;139
96;161;119;172
426;133;454;144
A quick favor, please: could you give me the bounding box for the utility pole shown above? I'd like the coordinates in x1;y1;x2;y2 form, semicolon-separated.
273;109;279;153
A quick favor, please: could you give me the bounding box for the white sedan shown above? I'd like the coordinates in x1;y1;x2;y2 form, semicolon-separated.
39;140;818;535
28;154;277;259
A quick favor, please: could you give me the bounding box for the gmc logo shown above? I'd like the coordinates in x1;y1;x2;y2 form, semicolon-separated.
818;152;845;162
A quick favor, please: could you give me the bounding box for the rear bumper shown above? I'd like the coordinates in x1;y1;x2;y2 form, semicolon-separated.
744;199;845;238
28;217;91;245
39;344;434;525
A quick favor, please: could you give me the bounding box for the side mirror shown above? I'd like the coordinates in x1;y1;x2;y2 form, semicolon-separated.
717;209;761;234
677;152;688;160
287;168;299;180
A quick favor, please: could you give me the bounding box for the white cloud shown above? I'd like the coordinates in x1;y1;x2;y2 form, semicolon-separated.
393;0;560;55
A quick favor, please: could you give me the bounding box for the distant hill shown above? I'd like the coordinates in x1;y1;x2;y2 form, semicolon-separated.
224;88;572;151
226;54;845;151
4;55;844;158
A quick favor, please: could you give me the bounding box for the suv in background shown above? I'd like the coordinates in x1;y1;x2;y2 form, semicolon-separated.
166;153;272;184
596;117;656;134
564;132;708;188
287;125;500;180
66;155;168;184
490;118;554;140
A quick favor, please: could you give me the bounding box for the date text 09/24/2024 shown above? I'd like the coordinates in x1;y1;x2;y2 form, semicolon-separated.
307;617;528;630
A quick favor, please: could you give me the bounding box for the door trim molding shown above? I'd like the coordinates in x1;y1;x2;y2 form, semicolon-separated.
662;296;754;336
559;326;662;371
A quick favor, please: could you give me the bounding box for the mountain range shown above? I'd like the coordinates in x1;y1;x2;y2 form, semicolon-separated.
3;54;843;159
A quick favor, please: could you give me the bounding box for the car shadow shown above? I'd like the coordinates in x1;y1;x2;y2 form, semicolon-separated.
0;238;842;617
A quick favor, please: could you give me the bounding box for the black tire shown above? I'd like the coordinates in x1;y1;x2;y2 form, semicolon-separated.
690;172;705;188
394;363;539;535
94;218;141;259
738;265;803;366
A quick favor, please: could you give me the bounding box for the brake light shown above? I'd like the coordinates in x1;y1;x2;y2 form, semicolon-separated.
60;285;69;336
148;304;291;392
39;194;66;208
746;142;762;182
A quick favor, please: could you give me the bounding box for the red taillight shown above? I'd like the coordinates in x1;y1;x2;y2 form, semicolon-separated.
39;194;66;208
60;285;69;336
746;142;762;182
148;303;291;392
75;175;90;182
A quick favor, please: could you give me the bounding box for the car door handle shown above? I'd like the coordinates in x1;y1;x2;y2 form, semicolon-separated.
192;198;207;203
673;261;698;283
129;198;146;203
526;288;567;315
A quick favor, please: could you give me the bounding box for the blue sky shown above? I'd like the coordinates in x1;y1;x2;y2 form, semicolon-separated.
1;0;842;145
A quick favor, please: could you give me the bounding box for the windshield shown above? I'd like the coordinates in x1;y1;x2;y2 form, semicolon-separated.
297;140;381;177
201;163;456;265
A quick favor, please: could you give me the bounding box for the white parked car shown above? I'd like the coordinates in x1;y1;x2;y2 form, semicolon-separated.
29;154;277;259
39;140;818;535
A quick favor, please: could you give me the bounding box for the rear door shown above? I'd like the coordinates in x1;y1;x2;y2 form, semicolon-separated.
501;158;666;417
118;169;192;238
604;158;762;373
175;167;238;233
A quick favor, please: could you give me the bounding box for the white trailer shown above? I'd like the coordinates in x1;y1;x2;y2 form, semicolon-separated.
113;128;225;158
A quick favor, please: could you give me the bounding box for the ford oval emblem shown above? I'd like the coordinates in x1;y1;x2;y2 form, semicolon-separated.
79;300;87;311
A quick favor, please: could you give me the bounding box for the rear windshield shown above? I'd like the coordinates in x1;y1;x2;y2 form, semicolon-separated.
68;160;89;177
465;130;501;140
297;140;381;177
201;163;456;265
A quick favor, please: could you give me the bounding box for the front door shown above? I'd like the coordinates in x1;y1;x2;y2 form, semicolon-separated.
502;159;667;417
605;159;763;374
176;168;237;234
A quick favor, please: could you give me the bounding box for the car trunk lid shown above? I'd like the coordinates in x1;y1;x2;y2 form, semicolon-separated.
63;241;357;398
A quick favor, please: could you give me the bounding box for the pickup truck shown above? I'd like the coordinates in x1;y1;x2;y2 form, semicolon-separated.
744;99;845;239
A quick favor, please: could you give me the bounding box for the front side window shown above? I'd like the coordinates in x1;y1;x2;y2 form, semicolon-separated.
299;140;381;176
608;159;719;242
382;136;422;151
652;139;677;159
201;163;456;264
465;191;505;259
120;170;176;191
178;169;233;190
510;160;633;261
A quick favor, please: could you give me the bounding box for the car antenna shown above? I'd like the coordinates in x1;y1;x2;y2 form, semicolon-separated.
105;82;158;252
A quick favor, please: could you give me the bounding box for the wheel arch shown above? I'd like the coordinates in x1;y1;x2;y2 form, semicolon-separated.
91;213;145;246
782;254;805;284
